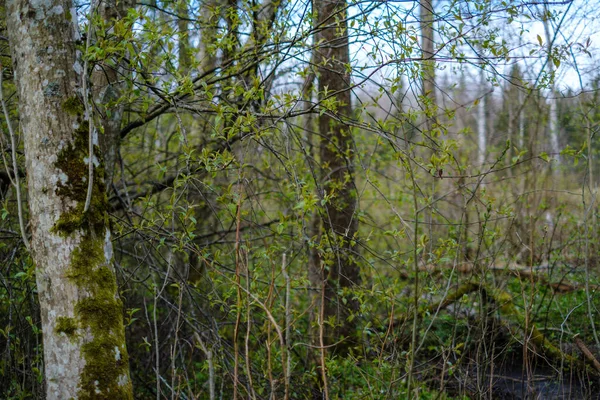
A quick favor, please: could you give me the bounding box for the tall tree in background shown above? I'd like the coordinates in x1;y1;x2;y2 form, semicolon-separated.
420;0;436;125
178;0;191;73
93;0;135;188
477;68;487;170
542;5;561;169
315;0;360;349
197;0;218;74
6;0;132;397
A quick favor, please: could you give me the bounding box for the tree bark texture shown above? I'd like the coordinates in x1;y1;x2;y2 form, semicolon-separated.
92;0;134;190
177;0;190;73
6;0;133;398
420;0;436;110
315;0;361;348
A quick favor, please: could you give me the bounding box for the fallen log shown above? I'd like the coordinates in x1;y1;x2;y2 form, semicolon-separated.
393;282;597;375
417;262;599;293
574;335;600;373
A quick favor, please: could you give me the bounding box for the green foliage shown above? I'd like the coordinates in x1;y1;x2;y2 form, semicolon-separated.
3;0;600;398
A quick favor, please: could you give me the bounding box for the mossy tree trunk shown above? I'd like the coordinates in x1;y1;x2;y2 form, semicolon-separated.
315;0;361;349
6;0;133;398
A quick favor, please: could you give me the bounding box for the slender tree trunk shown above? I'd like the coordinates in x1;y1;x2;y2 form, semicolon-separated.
93;0;135;190
302;53;322;322
6;0;133;398
507;84;515;176
519;89;525;149
478;69;487;169
420;0;436;258
315;0;360;350
197;0;218;75
506;65;524;177
178;0;190;73
420;0;436;115
542;6;561;169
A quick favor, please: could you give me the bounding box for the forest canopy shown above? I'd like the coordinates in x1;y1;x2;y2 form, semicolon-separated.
2;0;600;398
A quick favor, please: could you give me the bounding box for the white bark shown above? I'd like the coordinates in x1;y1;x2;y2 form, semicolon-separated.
6;0;133;398
543;8;561;167
518;89;525;149
478;70;487;168
548;88;560;164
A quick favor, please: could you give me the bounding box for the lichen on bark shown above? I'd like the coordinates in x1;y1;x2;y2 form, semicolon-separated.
6;0;133;396
52;96;107;236
52;96;132;399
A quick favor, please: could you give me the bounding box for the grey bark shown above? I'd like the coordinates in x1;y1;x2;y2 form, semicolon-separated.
478;69;487;168
542;6;561;168
93;0;135;190
6;0;133;398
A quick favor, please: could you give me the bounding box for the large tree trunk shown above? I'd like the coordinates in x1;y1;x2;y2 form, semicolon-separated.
315;0;360;349
6;0;133;398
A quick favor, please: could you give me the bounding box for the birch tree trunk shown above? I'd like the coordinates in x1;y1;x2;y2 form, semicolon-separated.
519;88;525;149
6;0;133;398
542;6;561;169
315;0;361;350
477;69;487;169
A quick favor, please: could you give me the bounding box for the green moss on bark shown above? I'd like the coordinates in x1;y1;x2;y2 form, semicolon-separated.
55;316;78;337
51;96;132;398
62;96;84;116
52;114;108;236
76;292;130;400
68;230;132;399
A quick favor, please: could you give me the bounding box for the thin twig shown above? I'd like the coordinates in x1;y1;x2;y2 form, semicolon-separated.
244;249;257;400
0;66;29;251
193;333;215;400
318;277;329;400
281;252;291;400
82;1;98;213
233;191;243;400
171;285;184;400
